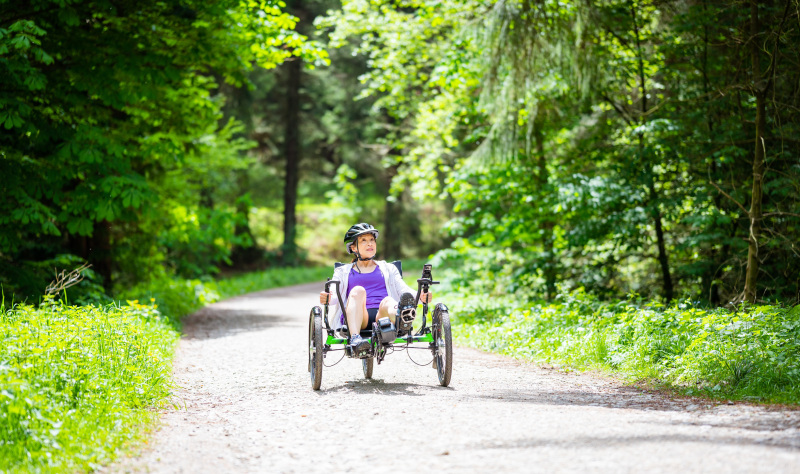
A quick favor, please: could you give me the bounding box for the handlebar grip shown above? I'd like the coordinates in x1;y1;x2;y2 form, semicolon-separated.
323;280;347;332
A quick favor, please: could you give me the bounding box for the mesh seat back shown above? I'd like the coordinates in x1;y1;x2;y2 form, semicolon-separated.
334;260;402;276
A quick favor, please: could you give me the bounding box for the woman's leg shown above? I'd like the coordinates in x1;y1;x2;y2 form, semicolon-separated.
378;296;397;323
345;286;369;332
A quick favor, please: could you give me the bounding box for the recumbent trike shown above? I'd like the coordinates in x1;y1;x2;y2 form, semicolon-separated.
307;262;452;390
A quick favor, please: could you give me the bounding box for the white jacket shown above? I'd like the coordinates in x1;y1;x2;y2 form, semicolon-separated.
326;260;416;329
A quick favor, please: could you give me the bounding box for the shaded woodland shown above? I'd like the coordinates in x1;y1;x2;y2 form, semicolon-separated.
2;0;799;306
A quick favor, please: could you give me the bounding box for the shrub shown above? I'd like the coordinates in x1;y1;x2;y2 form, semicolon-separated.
0;301;177;472
116;266;332;326
452;287;800;403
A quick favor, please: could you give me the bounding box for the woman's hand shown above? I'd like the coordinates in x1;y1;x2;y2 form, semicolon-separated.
420;291;433;304
319;291;332;305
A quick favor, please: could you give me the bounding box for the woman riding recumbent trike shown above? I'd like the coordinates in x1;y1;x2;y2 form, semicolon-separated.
307;261;453;390
307;223;453;390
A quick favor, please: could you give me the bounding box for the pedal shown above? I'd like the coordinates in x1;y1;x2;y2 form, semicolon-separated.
346;340;372;359
377;317;396;344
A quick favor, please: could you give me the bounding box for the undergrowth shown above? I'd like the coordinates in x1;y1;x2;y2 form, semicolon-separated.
0;299;176;472
0;265;328;472
450;288;800;404
118;266;331;326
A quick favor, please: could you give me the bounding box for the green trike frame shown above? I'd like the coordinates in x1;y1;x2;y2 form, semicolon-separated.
307;262;452;390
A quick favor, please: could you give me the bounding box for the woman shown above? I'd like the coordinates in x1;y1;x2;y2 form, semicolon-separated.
319;223;432;352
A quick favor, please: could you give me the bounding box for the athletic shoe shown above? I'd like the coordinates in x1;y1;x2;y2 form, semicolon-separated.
348;334;370;354
396;292;416;335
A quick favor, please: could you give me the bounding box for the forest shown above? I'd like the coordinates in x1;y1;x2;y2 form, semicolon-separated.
1;0;800;469
2;0;799;306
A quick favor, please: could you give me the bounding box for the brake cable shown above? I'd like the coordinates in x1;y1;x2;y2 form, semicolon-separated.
323;349;346;367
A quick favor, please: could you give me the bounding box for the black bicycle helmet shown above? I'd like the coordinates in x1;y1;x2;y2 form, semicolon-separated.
343;223;379;254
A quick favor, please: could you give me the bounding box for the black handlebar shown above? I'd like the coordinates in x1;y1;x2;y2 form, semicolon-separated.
415;264;439;306
324;279;349;337
324;279;347;312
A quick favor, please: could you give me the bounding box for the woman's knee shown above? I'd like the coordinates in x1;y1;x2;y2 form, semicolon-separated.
350;286;367;300
378;296;396;319
379;296;395;309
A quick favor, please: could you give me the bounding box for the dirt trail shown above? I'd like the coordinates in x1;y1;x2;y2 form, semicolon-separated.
115;282;800;473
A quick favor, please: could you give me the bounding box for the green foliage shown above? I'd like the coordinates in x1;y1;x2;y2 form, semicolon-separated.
0;0;329;299
321;0;800;304
118;278;221;326
0;301;177;472
0;263;329;471
118;265;331;325
0;254;109;306
453;287;800;403
216;266;331;299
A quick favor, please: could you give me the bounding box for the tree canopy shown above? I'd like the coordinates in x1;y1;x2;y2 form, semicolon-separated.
0;0;326;297
319;0;800;305
2;0;798;307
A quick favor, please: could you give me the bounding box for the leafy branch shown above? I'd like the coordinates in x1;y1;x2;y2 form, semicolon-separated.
709;181;750;216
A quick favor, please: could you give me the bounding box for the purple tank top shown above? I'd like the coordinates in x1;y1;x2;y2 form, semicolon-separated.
347;265;388;309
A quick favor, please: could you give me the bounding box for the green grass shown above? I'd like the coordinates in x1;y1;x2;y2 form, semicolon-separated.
0;300;177;472
449;287;800;404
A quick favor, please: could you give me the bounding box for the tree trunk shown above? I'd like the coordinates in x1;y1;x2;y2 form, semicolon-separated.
90;220;113;291
631;3;673;302
700;0;722;306
701;0;721;305
534;127;556;300
650;180;674;302
281;56;302;265
743;0;766;303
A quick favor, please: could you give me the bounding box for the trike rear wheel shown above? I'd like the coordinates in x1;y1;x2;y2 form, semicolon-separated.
308;307;323;390
362;357;373;379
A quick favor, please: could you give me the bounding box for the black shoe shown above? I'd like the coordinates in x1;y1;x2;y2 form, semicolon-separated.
396;292;416;335
348;334;370;354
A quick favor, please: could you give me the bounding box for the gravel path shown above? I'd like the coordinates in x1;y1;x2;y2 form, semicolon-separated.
115;282;800;473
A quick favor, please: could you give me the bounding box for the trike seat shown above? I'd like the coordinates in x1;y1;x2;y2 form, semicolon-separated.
334;327;373;339
334;260;402;276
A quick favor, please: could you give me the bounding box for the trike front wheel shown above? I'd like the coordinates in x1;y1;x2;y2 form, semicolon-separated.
432;305;453;387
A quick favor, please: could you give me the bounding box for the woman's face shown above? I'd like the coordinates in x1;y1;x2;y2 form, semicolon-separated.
351;233;377;259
